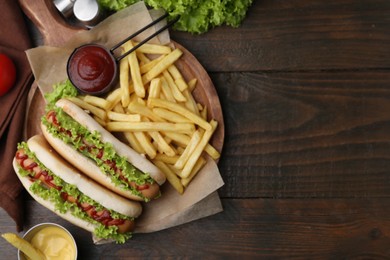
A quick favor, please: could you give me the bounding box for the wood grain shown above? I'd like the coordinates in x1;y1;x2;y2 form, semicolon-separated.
213;70;390;198
171;0;390;72
1;198;390;259
18;0;83;46
4;0;390;258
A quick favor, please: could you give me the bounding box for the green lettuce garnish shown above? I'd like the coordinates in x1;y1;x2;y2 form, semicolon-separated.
41;106;154;202
98;0;137;11
97;0;253;34
44;79;78;107
16;142;133;243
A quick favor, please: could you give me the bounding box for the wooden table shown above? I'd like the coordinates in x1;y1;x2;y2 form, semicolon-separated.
2;0;390;258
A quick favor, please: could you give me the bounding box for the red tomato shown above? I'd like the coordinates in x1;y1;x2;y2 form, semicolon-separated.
0;53;17;96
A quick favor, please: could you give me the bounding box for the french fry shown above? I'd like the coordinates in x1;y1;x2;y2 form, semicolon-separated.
153;160;184;194
163;131;220;160
148;78;162;99
187;78;197;92
2;233;45;260
119;56;130;107
167;64;182;80
175;77;189;92
148;131;176;157
162;71;186;102
181;156;207;187
163;132;221;160
123;132;145;155
136;51;151;64
133;42;172;54
204;143;221;160
148;98;211;131
142;48;183;84
83;95;111;110
128;100;164;122
66;97;107;121
167;163;182;177
182;89;200;115
174;129;203;169
140;55;165;74
133;131;156;159
159;77;176;103
105;87;122;111
168;65;188;91
154;153;179;164
107;111;141;122
152;107;192;123
179;120;218;178
131;93;146;106
200;105;208;120
162;131;191;146
113;102;126;113
93;115;107;126
106;121;195;133
197;103;203;112
124;40;145;98
176;145;186;154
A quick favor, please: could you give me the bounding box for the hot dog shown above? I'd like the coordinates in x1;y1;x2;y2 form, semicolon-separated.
41;98;166;202
13;135;142;244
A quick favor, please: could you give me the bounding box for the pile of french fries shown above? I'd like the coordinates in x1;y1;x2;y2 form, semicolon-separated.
67;40;220;194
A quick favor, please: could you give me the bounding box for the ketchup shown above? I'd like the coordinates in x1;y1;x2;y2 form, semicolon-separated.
67;44;117;95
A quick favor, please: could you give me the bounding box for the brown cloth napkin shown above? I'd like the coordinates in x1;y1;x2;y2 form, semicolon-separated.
0;0;34;231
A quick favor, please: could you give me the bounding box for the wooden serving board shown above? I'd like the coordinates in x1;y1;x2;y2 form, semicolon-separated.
19;0;224;154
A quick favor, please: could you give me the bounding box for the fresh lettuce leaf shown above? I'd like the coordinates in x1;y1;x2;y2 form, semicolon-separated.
223;0;254;27
44;80;78;107
97;0;253;34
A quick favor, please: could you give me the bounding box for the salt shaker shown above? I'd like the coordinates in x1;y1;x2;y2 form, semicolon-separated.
73;0;105;28
53;0;76;18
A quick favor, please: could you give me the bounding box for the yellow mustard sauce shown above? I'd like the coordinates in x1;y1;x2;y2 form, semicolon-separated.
29;226;76;260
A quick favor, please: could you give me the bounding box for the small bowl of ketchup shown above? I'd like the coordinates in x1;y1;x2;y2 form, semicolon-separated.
66;13;180;96
67;44;117;96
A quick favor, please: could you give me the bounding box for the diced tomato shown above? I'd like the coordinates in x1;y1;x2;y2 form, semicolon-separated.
80;202;93;211
61;192;68;201
136;184;149;191
107;218;125;226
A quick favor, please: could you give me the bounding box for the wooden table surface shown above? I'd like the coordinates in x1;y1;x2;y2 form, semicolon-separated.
2;0;390;258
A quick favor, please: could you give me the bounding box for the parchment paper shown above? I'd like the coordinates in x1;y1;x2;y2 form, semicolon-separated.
25;1;224;242
26;2;168;94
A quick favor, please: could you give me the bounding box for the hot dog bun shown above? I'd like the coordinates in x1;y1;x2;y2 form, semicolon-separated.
41;98;165;202
58;98;166;185
13;135;142;243
41;122;144;201
13;163;97;234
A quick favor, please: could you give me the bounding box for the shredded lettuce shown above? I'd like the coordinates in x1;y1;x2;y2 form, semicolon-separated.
41;106;154;202
16;142;133;243
97;0;253;34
